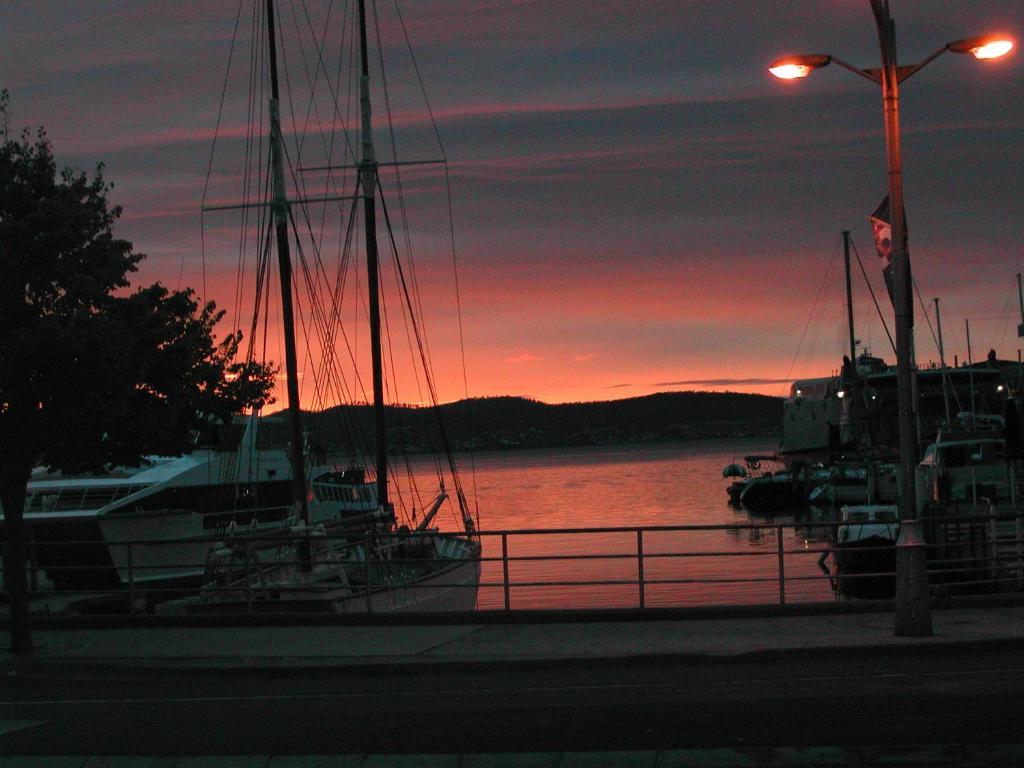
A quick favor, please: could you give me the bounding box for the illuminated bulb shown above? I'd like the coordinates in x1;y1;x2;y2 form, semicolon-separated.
949;36;1015;60
769;64;813;79
836;390;846;399
972;40;1014;60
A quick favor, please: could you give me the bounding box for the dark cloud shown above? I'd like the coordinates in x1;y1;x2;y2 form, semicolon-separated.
2;1;1020;402
656;378;795;387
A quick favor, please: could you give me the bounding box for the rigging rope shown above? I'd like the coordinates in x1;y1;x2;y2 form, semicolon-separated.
849;238;896;356
781;235;842;395
209;0;478;534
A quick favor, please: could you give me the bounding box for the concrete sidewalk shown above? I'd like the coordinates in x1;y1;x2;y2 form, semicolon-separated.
9;746;1024;767
3;603;1023;670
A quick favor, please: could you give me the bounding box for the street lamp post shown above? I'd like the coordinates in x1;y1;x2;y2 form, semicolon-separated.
769;1;1013;637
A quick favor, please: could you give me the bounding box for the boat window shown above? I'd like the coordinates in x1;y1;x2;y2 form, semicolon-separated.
26;484;148;512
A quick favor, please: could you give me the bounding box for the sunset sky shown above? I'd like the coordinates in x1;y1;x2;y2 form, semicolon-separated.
3;1;1022;407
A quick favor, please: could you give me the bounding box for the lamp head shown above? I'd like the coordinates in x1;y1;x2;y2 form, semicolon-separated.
769;54;831;80
948;35;1014;60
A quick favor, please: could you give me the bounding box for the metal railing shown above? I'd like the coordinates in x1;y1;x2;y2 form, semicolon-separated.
4;511;1024;616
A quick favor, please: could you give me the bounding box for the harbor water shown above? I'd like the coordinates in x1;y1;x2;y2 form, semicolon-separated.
398;438;839;610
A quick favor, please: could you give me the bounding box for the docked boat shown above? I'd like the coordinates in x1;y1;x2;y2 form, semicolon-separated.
175;519;480;615
727;455;804;513
3;415;375;589
173;0;482;613
918;412;1015;508
833;504;898;598
739;471;803;513
806;461;899;506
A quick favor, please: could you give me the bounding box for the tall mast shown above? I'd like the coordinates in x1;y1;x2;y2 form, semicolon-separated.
357;0;389;509
843;231;857;365
265;0;309;524
934;298;951;426
1018;273;1023;396
842;230;858;444
966;318;976;414
1017;272;1024;337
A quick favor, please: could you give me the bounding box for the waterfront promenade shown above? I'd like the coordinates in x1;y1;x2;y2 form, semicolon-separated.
3;599;1024;765
3;601;1023;670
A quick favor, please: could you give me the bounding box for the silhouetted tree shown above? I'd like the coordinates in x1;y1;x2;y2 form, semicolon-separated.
0;91;275;652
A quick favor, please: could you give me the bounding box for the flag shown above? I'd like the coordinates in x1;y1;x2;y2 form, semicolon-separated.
868;196;896;307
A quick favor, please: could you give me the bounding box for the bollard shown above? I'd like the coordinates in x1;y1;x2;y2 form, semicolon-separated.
636;529;645;609
895;518;932;637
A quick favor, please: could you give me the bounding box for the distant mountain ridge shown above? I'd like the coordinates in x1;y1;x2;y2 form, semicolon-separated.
307;391;781;454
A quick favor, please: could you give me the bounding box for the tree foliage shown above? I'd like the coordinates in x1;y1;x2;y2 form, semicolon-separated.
0;91;274;476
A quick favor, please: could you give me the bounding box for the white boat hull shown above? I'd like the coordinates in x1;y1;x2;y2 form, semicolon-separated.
174;535;481;615
330;549;481;613
98;496;377;587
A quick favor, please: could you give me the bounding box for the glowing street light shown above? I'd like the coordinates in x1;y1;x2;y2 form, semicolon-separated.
949;35;1014;60
768;55;830;79
768;2;1013;639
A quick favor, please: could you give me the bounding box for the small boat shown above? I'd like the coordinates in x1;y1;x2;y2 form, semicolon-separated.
827;465;872;505
918;412;1013;507
833;504;898;598
731;455;803;513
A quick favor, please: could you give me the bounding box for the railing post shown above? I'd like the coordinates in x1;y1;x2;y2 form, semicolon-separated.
777;524;786;605
1016;511;1023;591
365;534;374;614
989;505;998;584
27;531;38;592
127;543;135;615
637;529;645;609
501;533;511;611
244;539;252;614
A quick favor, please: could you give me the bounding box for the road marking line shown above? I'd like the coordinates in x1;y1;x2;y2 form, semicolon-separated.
0;720;48;736
3;667;1023;708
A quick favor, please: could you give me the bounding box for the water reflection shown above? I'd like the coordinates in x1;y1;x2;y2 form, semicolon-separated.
395;439;843;609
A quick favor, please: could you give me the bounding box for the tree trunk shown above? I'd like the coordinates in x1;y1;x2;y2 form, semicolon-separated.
1;463;33;653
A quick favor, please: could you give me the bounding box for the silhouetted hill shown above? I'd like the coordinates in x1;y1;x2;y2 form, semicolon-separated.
306;391;780;454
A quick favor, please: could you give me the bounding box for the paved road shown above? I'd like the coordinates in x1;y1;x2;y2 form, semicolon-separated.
3;644;1023;755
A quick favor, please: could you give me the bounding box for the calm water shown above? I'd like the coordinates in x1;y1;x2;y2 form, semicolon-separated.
398;438;840;610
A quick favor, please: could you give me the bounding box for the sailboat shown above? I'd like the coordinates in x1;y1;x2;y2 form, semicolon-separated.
172;0;482;613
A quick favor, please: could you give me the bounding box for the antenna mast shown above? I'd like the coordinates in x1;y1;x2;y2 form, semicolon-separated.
358;0;389;510
265;0;309;524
